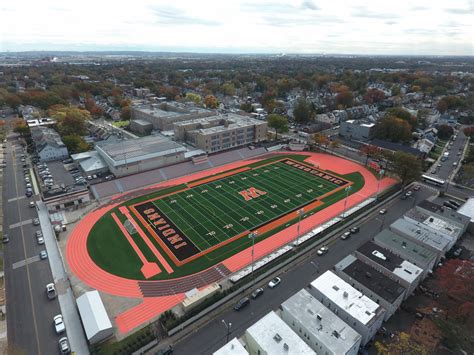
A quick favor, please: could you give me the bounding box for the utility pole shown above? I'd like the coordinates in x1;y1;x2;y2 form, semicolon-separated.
343;185;352;218
222;319;232;343
249;232;258;286
295;208;305;247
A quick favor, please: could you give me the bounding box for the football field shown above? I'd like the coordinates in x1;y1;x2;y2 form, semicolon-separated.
131;158;351;264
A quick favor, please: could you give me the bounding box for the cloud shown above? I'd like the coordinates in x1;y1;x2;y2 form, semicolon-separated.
445;7;471;14
385;20;397;25
150;5;221;26
301;0;319;11
352;6;399;20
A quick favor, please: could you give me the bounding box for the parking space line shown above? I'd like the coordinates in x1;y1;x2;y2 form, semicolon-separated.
9;219;33;229
12;255;41;270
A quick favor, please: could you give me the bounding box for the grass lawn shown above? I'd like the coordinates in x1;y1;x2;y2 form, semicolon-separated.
87;155;365;280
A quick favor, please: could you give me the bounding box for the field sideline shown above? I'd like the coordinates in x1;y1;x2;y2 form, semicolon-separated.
86;155;362;280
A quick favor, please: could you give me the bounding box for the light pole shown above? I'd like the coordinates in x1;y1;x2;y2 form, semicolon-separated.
249;232;258;286
295;208;305;247
342;185;352;218
376;169;385;200
222;319;232;343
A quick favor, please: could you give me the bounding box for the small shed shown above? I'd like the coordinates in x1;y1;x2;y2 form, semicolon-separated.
76;291;113;344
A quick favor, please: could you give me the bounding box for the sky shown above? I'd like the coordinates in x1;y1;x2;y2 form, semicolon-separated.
0;0;473;55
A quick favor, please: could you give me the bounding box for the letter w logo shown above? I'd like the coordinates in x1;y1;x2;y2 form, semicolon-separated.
239;187;267;201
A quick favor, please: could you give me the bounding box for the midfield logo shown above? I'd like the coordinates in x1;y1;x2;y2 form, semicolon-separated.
238;187;267;201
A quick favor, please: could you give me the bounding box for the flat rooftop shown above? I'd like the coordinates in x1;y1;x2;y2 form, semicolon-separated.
390;218;451;252
310;271;383;326
95;136;185;165
245;311;316;355
356;241;423;284
417;200;470;225
213;338;249;355
179;113;265;135
281;289;362;354
373;229;437;267
405;209;461;238
337;255;406;303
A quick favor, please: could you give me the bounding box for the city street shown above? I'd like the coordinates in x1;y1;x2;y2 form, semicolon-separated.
3;133;62;354
169;187;434;354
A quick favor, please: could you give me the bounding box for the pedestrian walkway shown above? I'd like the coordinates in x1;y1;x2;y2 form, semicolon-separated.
12;255;40;270
7;195;25;203
8;219;32;229
36;201;90;355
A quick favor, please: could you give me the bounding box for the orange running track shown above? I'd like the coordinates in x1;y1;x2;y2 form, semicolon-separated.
66;152;396;334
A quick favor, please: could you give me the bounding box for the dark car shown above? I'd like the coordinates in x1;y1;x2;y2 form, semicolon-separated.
251;288;264;299
234;297;250;311
156;345;174;355
350;226;360;234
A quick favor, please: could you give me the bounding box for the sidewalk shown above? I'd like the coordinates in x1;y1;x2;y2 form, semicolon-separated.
37;201;90;355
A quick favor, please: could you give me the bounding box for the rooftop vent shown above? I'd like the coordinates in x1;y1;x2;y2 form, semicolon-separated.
274;334;282;343
343;291;349;298
316;314;322;320
332;285;340;291
402;241;407;248
283;343;289;351
429;217;434;222
332;330;340;338
365;311;372;316
365;272;372;278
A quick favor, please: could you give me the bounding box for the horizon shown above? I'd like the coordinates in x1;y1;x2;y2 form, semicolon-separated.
1;0;473;56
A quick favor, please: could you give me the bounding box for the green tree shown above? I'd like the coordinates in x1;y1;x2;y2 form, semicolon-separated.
374;116;412;142
293;97;314;123
390;151;422;188
184;93;202;106
50;106;90;136
437;124;454;140
62;135;91;154
12;119;30;136
221;83;236;96
267;114;288;140
239;102;253;112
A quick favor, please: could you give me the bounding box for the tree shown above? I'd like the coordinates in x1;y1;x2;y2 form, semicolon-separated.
390;151;422;188
374;116;412;142
184;93;202;106
62;135;91;154
359;144;381;166
437;99;448;113
375;332;427;355
267;114;288;140
437;125;454;140
204;95;218;109
312;133;329;150
221;83;236;96
239;102;253;112
364;89;385;104
5;94;22;109
335;85;353;108
121;106;131;120
12;119;29;136
293;97;314;123
385;107;416;127
50;106;90;136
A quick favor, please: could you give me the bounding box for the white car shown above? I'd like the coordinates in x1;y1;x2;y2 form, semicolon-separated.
37;236;45;245
53;314;65;334
59;337;70;354
268;277;281;288
46;283;57;299
379;209;387;215
317;246;329;255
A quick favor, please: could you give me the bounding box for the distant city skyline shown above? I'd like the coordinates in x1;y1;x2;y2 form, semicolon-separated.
1;0;473;55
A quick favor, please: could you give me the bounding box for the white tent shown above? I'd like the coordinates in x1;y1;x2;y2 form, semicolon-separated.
76;290;113;344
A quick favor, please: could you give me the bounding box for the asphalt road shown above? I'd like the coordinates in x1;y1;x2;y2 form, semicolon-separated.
3;131;62;354
170;187;434;354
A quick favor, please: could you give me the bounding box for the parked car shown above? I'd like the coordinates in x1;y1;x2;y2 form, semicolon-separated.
350;226;360;234
46;283;57;299
40;250;48;259
2;234;9;244
379;209;387;215
448;200;461;208
317;246;329;255
37;236;45;245
251;288;264;299
341;231;351;240
105;175;114;181
35;230;42;237
234;297;250;311
156;346;173;355
413;185;421;191
58;337;71;354
53;314;66;334
405;191;413;197
33;218;40;226
268;277;281;288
